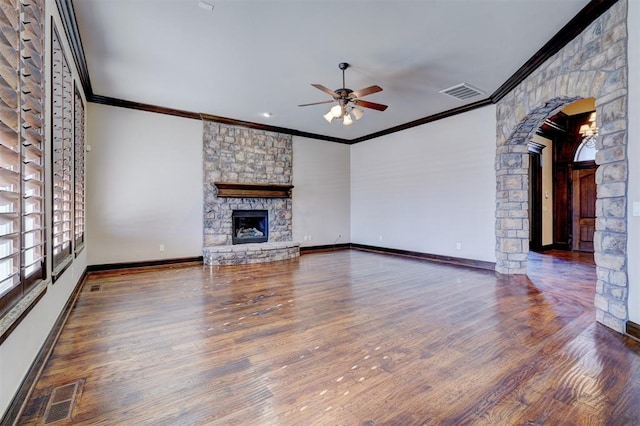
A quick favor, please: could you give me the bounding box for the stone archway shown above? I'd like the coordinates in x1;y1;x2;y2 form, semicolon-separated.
494;1;629;333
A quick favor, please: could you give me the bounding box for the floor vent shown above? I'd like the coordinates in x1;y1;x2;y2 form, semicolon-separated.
89;284;101;292
439;82;485;100
43;381;80;424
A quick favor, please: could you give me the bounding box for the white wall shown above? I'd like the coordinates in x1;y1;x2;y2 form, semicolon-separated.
293;137;350;246
627;0;639;324
86;104;203;265
350;105;497;262
0;1;88;417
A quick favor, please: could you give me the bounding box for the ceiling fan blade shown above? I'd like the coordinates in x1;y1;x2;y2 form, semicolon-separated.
353;99;388;111
350;85;383;99
311;84;340;99
298;100;335;107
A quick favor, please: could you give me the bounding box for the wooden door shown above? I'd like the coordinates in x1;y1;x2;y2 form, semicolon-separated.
572;167;596;252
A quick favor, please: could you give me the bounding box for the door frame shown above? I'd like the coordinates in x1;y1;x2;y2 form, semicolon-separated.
528;142;545;252
571;160;597;252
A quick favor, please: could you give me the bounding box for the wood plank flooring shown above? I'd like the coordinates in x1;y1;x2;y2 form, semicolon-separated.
17;250;640;424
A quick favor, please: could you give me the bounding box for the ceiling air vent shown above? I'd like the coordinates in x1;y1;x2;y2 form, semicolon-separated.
439;83;485;100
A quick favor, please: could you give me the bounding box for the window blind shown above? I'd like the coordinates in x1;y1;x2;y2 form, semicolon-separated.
0;0;45;316
73;84;84;253
51;25;72;272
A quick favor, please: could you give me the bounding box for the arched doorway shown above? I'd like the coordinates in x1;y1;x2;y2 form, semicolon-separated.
494;1;629;333
528;100;598;253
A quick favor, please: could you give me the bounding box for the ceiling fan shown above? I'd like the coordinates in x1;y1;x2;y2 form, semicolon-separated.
298;62;388;125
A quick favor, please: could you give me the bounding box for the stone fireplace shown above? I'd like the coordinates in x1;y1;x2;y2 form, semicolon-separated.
202;121;299;265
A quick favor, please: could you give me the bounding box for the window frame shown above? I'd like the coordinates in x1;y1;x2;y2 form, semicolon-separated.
0;0;47;332
573;137;598;163
50;22;73;279
73;82;85;255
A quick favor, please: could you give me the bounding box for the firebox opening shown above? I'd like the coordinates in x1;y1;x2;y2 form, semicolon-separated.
232;210;268;245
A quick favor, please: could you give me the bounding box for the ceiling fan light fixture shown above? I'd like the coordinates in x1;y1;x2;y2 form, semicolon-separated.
301;62;387;126
351;107;364;120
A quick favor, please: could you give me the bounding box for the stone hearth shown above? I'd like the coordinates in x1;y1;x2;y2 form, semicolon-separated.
203;242;300;266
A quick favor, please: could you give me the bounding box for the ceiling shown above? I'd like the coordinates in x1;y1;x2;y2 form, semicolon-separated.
71;0;593;141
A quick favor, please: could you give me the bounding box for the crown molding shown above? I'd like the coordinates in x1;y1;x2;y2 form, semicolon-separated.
199;113;350;144
56;0;92;98
58;0;617;144
350;99;494;144
91;95;202;120
491;0;618;103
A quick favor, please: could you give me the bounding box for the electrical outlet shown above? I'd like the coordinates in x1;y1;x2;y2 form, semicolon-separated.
456;242;462;250
303;235;308;241
159;244;165;252
379;235;383;241
308;235;312;241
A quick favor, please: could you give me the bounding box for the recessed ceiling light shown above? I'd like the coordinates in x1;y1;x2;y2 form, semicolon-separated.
262;112;272;118
198;1;214;11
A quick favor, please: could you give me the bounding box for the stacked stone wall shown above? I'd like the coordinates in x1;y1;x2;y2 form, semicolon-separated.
203;121;293;247
495;1;628;332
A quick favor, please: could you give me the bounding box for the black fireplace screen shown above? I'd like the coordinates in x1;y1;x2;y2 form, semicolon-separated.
232;210;268;244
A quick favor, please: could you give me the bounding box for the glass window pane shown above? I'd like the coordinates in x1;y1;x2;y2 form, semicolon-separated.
574;138;597;162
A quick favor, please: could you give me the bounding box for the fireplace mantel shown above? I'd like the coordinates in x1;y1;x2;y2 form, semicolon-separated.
214;182;294;198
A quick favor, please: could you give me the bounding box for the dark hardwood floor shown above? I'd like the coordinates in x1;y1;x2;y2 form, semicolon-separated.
17;250;640;424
